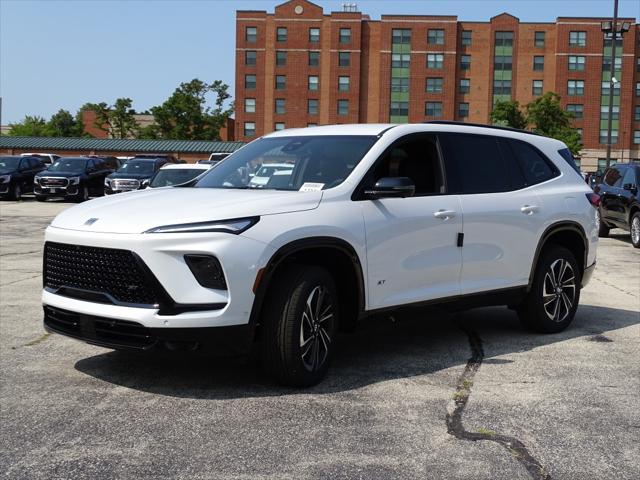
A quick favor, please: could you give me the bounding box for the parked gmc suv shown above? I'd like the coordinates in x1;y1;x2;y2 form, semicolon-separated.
42;123;598;386
104;157;177;194
35;157;115;202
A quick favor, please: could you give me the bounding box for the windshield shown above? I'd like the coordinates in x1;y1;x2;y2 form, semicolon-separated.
151;168;207;188
0;157;21;170
195;135;378;190
117;160;156;175
47;158;87;173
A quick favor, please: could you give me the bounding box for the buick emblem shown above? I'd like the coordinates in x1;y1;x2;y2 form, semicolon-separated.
84;218;99;226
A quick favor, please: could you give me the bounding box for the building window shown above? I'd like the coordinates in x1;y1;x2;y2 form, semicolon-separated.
392;29;411;44
604;31;623;48
495;31;514;47
637;57;640;73
532;80;543;96
308;99;319;115
460;55;471;70
275;75;286;90
597;158;608;171
392;53;410;68
459;78;470;94
635;105;640;121
566;104;583;119
339;28;351;44
307;123;318;127
338;76;350;92
309;51;320;67
601;81;621;96
494;55;512;71
275;123;285;131
245;50;257;66
461;30;472;46
567;80;584;96
244;122;256;137
391;77;409;93
337;99;349;116
568;55;585;71
636;82;640;96
426;77;443;93
427;53;444;69
246;27;257;43
569;31;586;46
600;105;620;120
309;28;320;43
390;101;409;116
428;29;445;45
275;98;286;114
533;56;544;71
277;27;287;42
458;102;469;118
276;51;287;66
308;76;319;91
574;157;581;169
425;102;443;117
493;79;512;95
244;98;256;113
634;131;640;145
602;56;622;72
245;74;256;89
599;130;618;144
339;52;351;67
534;31;545;47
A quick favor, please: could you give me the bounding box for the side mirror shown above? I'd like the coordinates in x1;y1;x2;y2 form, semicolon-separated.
364;177;415;199
623;183;637;193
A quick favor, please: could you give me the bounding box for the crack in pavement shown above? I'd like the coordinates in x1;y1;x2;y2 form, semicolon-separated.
446;324;551;480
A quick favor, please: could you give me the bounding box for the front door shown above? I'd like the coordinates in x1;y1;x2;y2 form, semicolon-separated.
359;134;463;309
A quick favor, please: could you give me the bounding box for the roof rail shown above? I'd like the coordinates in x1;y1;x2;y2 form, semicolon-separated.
423;120;540;136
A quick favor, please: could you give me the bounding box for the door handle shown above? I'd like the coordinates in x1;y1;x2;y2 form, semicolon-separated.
434;209;456;220
520;205;539;215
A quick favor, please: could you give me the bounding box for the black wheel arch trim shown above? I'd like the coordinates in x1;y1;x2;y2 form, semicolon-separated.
248;236;366;328
527;221;588;291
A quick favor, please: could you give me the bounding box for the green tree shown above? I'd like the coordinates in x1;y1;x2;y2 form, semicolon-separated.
526;92;582;155
83;98;139;138
490;100;527;130
47;109;82;137
150;79;233;140
8;116;51;136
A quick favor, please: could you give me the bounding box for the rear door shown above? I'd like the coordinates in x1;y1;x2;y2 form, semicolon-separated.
439;133;548;294
599;165;627;227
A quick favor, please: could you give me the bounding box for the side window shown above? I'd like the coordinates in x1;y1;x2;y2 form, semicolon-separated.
370;135;444;196
603;167;623;187
87;159;97;171
439;133;511;194
622;167;637;186
507;139;556;186
19;159;28;170
557;148;581;175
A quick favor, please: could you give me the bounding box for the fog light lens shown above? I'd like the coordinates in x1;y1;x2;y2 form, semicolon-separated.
184;255;227;290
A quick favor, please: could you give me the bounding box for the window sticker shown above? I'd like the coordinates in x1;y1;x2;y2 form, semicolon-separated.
299;182;324;192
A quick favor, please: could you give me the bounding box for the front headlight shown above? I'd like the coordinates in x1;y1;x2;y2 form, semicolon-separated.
144;217;259;234
0;175;11;183
68;177;80;185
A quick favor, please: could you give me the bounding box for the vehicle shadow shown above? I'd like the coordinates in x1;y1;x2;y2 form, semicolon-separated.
608;232;632;245
74;304;639;399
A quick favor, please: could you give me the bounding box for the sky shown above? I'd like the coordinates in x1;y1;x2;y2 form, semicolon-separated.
1;0;639;124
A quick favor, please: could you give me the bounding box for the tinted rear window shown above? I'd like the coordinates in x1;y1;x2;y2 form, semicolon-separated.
507;139;557;186
558;148;581;175
603;166;625;187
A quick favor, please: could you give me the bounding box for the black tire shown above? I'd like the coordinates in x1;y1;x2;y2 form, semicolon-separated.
75;186;89;203
261;265;339;387
517;245;581;333
631;212;640;249
11;183;22;201
35;195;47;202
596;208;610;238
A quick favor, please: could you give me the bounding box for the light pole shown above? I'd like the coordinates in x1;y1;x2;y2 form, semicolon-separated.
601;0;630;168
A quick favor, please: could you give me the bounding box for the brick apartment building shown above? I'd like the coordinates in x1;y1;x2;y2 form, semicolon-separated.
235;0;639;170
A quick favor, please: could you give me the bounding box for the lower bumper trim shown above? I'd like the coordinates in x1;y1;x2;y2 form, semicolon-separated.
582;261;596;288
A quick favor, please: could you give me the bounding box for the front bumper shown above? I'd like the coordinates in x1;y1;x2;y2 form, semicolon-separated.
581;261;596;288
44;305;252;354
35;185;81;198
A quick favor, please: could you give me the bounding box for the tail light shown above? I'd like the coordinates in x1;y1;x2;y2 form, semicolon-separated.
585;193;600;208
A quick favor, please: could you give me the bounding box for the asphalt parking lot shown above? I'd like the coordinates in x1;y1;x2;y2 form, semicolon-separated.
1;199;638;480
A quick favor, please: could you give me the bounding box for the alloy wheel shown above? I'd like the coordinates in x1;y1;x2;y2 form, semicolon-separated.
595;209;600;228
542;258;576;323
300;285;335;372
632;216;640;245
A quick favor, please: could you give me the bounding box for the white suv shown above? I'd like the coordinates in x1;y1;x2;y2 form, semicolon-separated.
42;123;598;386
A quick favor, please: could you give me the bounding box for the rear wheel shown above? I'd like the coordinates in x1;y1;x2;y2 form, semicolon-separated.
11;184;22;201
596;208;610;238
75;186;89;203
261;265;338;387
631;212;640;249
518;245;580;333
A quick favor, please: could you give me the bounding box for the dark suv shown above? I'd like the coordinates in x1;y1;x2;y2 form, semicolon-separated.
0;156;47;200
104;157;178;194
35;157;115;202
594;163;640;248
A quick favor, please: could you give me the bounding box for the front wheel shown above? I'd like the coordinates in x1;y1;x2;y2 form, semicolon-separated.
74;186;89;203
261;265;338;387
517;246;580;333
631;212;640;249
11;184;22;201
596;208;610;238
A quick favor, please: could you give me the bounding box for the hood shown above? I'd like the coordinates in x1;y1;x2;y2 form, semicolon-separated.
50;187;323;234
0;169;17;176
107;172;153;180
36;171;81;178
